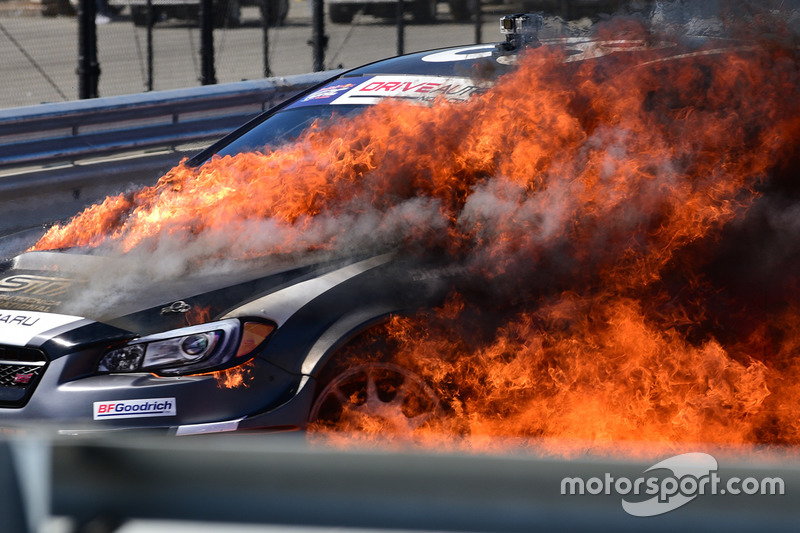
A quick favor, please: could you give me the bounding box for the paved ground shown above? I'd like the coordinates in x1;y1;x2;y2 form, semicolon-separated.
0;0;551;109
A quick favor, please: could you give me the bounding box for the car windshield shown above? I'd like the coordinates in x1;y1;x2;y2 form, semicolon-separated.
214;104;366;157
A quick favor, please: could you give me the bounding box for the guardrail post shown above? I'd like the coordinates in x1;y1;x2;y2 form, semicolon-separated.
262;0;271;77
146;0;154;91
77;0;100;99
200;0;217;85
474;0;481;43
311;0;327;71
396;0;404;56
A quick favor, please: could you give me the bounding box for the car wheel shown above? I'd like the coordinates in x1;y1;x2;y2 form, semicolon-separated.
411;0;437;24
261;0;289;27
309;362;441;435
329;3;356;23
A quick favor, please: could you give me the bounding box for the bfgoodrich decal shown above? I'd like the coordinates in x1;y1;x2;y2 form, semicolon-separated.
93;398;177;420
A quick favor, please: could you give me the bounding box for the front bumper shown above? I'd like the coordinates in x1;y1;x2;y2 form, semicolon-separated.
0;351;311;435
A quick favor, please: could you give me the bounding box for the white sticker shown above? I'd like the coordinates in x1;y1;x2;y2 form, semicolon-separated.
93;398;177;420
331;75;488;106
0;309;85;346
420;44;496;63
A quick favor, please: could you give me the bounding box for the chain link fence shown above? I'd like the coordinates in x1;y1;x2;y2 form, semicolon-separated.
0;0;660;110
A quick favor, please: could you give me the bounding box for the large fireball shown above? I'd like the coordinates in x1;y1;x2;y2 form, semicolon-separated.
33;18;800;454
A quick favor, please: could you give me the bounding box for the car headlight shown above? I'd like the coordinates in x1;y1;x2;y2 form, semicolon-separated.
98;319;275;376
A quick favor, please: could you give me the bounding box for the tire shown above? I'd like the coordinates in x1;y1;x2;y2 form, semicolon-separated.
260;0;289;26
329;3;357;23
411;0;437;23
309;362;441;435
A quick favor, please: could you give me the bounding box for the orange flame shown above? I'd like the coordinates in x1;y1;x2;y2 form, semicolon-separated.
32;19;800;455
211;360;254;389
184;305;212;326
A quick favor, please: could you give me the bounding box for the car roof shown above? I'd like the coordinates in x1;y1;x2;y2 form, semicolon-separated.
340;44;514;79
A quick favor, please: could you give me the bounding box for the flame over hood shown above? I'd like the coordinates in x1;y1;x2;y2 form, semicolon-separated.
33;18;800;455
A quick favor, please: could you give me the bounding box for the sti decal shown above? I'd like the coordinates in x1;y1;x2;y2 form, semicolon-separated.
0;275;74;297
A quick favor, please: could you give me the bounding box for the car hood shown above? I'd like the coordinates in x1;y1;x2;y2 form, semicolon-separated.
0;249;377;336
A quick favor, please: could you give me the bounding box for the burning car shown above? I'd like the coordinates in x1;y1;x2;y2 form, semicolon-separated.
2;13;799;449
0;15;534;436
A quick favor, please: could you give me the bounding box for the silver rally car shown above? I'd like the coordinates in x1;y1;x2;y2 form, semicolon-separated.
0;16;703;435
0;22;528;435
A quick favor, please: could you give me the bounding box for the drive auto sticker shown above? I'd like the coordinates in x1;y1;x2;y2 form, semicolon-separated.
329;75;489;105
286;75;489;110
0;309;86;346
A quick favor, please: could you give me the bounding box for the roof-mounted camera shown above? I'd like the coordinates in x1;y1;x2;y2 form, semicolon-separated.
495;13;543;56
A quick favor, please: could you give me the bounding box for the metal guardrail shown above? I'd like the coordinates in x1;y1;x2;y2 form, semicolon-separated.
0;70;341;171
0;70;341;238
1;433;799;533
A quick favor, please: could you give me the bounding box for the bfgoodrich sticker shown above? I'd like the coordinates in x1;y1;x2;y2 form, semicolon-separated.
93;398;177;420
